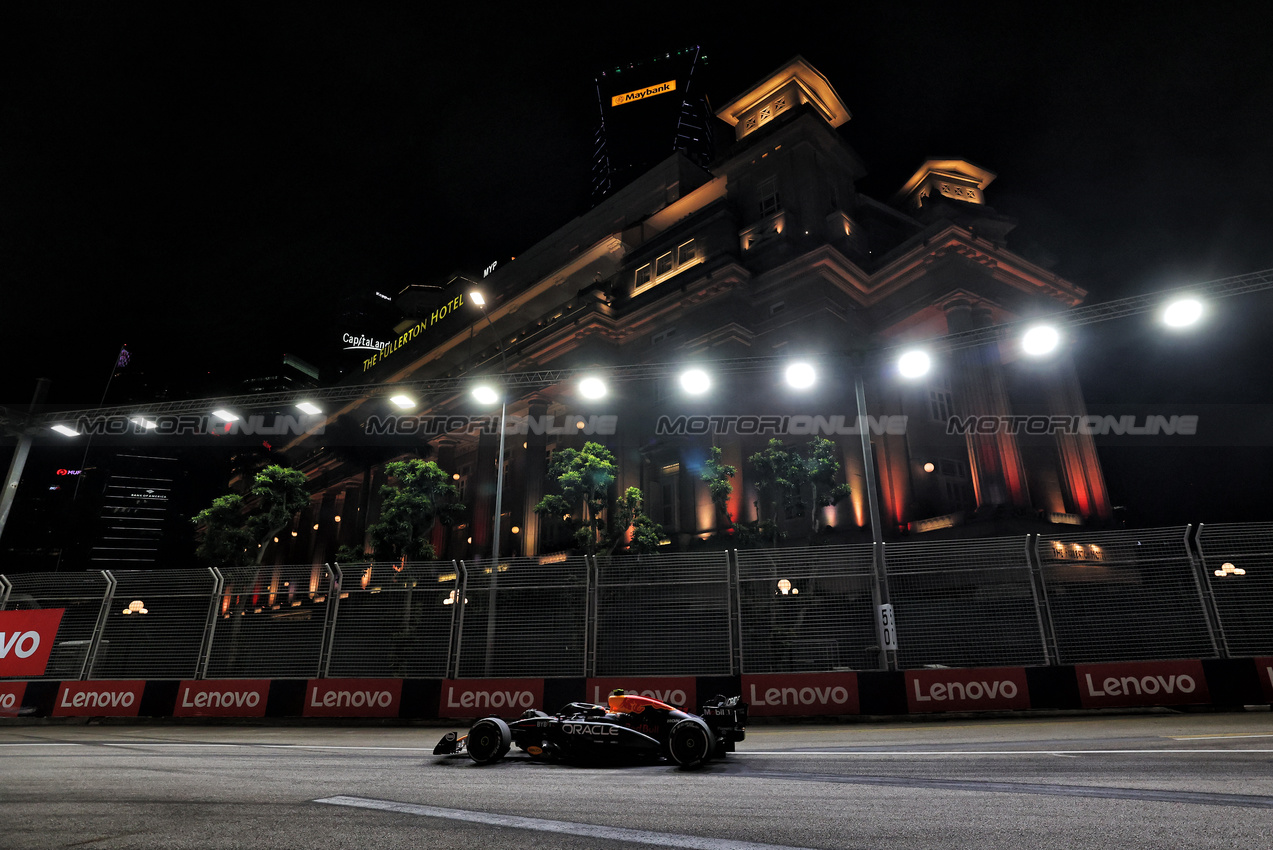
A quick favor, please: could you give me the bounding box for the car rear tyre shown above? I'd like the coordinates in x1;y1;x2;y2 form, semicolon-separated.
668;717;713;768
466;717;512;764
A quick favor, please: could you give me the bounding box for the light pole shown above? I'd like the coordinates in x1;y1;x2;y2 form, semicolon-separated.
470;290;509;676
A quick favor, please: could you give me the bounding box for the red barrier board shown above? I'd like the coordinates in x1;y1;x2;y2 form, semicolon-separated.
1256;657;1273;702
439;678;544;717
905;667;1030;713
303;679;402;717
0;682;27;717
53;680;145;717
1076;659;1209;708
585;677;697;709
0;609;65;678
743;672;860;716
174;680;270;717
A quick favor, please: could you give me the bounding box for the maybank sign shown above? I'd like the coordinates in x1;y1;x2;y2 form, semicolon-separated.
611;79;676;107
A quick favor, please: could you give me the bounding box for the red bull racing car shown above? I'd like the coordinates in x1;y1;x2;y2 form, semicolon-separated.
434;690;747;768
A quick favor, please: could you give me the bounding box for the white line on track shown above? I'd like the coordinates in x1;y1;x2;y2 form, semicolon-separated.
314;795;821;850
1168;733;1273;740
739;748;1273;755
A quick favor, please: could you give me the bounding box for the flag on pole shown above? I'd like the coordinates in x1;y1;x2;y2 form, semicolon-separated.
116;346;130;368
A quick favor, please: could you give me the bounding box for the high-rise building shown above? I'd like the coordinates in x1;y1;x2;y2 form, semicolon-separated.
591;46;713;203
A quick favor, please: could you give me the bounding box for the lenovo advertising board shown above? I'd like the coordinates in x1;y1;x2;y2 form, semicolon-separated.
1076;659;1210;708
0;682;26;716
303;679;402;718
0;609;65;678
439;678;544;717
743;672;860;716
1256;657;1273;702
174;680;270;717
905;667;1031;713
53;680;145;717
585;677;696;709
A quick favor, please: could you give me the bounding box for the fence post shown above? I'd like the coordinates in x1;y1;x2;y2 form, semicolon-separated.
80;570;117;680
318;563;342;679
1022;534;1057;665
452;561;469;679
584;556;597;678
1026;534;1062;665
195;567;225;680
443;560;460;680
0;574;11;610
1184;524;1226;658
873;542;894;671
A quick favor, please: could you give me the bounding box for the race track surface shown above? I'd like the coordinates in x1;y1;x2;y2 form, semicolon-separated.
3;711;1272;849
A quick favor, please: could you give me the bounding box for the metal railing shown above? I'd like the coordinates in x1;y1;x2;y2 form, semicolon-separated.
3;522;1271;681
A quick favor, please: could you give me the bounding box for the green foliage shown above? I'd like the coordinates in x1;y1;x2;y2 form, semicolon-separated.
800;437;850;531
700;446;736;532
368;459;464;562
534;442;616;556
746;438;850;543
191;494;255;567
606;486;664;555
192;464;311;566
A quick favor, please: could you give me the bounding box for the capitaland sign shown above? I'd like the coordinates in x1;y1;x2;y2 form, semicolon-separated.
54;681;146;717
174;680;270;717
0;609;64;678
611;79;676;107
342;333;390;352
587;677;696;708
441;678;544;716
1076;660;1209;708
905;667;1030;713
743;672;860;716
362;293;466;372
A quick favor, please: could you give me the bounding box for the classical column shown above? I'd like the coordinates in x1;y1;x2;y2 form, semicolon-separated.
945;300;1032;511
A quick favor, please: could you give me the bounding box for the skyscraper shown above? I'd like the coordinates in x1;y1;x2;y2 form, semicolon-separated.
591;46;713;203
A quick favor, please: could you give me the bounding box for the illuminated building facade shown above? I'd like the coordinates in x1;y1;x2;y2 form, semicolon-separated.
282;56;1111;564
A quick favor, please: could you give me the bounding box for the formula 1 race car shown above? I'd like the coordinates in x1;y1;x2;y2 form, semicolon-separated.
434;691;747;768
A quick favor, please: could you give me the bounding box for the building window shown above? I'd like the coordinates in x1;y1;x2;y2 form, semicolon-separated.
759;177;781;217
655;252;674;278
632;239;703;296
928;376;953;422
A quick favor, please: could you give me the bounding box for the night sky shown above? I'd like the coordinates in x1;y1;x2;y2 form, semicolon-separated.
3;3;1273;524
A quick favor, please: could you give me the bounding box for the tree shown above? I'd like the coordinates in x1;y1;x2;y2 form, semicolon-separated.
605;486;663;555
700;446;736;533
367;459;464;562
800;437;850;532
192;464;310;566
247;465;311;564
534;441;616;556
192;494;255;567
747;439;802;546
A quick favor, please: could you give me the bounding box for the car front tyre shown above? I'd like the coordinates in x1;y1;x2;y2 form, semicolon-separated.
668;718;714;768
466;717;512;764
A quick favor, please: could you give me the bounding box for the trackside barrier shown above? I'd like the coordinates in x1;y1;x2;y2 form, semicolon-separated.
3;524;1272;681
3;658;1269;719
